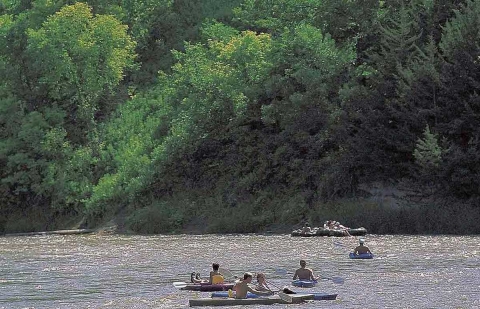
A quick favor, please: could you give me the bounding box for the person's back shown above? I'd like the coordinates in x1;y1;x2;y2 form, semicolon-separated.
210;271;224;284
354;239;371;255
292;260;316;281
209;263;224;284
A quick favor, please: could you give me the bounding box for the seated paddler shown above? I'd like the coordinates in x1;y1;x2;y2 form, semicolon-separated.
234;272;273;299
191;263;224;284
353;238;372;255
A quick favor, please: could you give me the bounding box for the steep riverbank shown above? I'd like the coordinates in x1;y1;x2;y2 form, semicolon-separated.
2;182;479;236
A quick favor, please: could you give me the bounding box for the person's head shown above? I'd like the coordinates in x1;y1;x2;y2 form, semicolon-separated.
212;263;220;271
256;272;266;283
243;272;253;283
359;238;365;245
304;222;309;227
299;260;307;268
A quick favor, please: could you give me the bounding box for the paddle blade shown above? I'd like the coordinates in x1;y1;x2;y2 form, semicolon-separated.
322;276;345;284
173;281;187;288
219;268;236;279
278;292;293;303
330;277;345;284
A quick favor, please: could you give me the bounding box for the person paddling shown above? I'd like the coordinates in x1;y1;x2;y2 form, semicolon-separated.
292;260;318;281
353;238;372;255
192;263;224;284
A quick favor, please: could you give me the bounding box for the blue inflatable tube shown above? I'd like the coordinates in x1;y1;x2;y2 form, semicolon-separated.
292;279;317;288
210;291;338;301
349;252;374;259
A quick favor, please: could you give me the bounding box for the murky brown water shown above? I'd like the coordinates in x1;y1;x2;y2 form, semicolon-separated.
0;234;478;308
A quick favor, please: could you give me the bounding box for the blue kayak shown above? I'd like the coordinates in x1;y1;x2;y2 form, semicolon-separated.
211;291;337;301
292;279;317;288
349;252;374;259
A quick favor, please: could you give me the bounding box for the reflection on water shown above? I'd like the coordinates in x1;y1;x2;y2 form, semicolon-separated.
0;234;478;308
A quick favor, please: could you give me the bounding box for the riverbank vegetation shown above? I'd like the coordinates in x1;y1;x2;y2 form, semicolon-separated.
1;0;480;235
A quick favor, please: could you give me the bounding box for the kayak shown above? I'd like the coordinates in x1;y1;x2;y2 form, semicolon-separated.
189;294;314;307
349;252;374;259
211;291;338;301
292;279;317;288
180;283;234;291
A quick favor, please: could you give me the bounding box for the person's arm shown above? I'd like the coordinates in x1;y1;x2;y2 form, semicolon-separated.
292;270;298;280
247;286;273;296
264;282;272;291
309;269;318;281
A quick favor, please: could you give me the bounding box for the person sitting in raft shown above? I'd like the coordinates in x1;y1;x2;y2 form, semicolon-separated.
325;220;335;229
353;238;372;255
191;263;224;284
300;223;312;234
255;273;273;292
293;260;319;281
335;221;352;236
234;272;273;299
334;221;349;230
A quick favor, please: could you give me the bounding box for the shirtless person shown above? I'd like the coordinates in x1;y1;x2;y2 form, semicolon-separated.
234;272;273;299
292;260;318;281
353;239;371;255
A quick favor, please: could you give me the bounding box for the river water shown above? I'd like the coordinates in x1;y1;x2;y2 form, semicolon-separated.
0;234;478;308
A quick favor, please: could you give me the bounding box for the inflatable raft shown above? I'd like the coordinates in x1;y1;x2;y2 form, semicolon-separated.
180;283;234;291
211;291;338;301
349;252;374;259
291;227;367;237
189;294;314;307
292;279;317;288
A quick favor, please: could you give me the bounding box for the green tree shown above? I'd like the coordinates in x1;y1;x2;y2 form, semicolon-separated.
0;2;137;231
414;125;443;170
339;0;437;181
26;2;136;143
435;0;480;198
87;24;274;216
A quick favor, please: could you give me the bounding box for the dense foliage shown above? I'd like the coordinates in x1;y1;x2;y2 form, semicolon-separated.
1;0;479;234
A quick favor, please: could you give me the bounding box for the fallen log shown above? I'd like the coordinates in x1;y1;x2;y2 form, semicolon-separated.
3;229;95;237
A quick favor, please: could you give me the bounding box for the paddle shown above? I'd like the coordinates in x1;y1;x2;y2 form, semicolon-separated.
265;279;283;291
322;276;344;284
219;268;238;281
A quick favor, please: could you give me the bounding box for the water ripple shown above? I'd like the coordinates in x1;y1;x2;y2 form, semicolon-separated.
0;234;478;308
